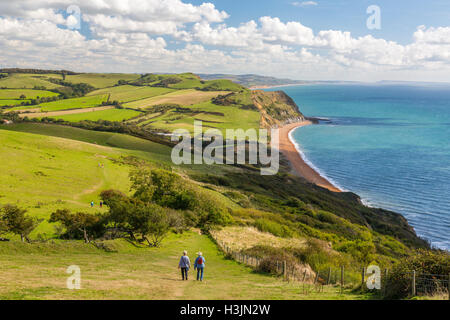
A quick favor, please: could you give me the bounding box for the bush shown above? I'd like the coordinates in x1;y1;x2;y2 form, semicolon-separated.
254;218;294;238
385;250;450;299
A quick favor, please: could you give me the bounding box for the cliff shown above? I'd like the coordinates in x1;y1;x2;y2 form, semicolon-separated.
251;90;305;129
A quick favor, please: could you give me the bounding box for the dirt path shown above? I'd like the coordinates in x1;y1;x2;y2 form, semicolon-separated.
19;106;114;118
279;121;342;193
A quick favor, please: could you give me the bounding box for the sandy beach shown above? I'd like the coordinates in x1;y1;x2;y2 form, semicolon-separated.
279;121;342;193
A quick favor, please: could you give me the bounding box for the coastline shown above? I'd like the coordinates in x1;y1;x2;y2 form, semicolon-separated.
278;121;342;193
249;83;310;90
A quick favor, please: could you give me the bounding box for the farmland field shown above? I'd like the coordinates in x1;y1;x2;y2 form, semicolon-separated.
0;99;31;107
140;100;261;134
87;85;175;103
123;89;227;109
51;108;142;122
0;74;61;89
39;95;108;112
0;89;59;99
46;73;141;88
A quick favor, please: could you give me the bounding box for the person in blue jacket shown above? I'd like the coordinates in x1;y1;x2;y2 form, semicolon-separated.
178;250;191;281
194;252;206;281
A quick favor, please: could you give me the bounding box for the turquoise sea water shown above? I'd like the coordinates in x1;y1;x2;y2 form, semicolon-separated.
266;83;450;250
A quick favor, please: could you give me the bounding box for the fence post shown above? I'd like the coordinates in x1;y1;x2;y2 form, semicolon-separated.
327;267;331;285
283;261;287;280
361;267;366;291
412;270;416;297
340;266;344;293
384;269;389;296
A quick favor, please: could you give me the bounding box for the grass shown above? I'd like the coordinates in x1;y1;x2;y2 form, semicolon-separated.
47;73;141;88
39;95;108;112
53;108;142;122
0;129;138;235
0;74;61;89
0;231;369;300
87;85;175;103
141;100;261;134
123;89;227;109
210;226;306;251
0;89;59;99
0;99;31;107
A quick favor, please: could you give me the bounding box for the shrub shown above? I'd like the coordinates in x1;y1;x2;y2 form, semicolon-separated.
385;250;450;299
254;218;294;238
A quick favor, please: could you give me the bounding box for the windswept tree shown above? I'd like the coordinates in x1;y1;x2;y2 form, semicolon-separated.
130;168;198;210
127;202;170;247
50;209;104;243
0;204;41;242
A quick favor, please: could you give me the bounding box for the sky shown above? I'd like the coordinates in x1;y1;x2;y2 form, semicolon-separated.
0;0;450;82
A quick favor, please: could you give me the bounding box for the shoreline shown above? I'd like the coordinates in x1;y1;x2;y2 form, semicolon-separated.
278;121;342;193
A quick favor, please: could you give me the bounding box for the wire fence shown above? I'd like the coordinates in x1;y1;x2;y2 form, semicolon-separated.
210;234;450;299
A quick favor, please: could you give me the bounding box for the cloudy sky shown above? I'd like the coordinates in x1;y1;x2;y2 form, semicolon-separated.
1;0;450;81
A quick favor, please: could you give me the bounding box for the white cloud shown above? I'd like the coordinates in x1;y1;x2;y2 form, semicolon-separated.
0;1;449;81
291;1;318;7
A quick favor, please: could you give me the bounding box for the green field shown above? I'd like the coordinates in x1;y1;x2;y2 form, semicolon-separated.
0;231;367;300
52;108;142;122
39;95;108;112
0;99;31;107
87;85;175;103
0;89;59;99
139;100;261;134
123;89;227;109
0;74;61;89
51;73;141;88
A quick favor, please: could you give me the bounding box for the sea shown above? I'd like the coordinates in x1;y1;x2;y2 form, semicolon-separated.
265;83;450;250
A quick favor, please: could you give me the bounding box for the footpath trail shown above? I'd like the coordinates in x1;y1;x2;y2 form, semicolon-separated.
0;232;370;300
68;165;107;207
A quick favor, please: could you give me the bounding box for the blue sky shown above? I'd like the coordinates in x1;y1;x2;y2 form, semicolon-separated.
186;0;450;44
1;0;450;81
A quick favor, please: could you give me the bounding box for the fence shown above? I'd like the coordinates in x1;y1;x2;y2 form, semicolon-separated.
210;233;450;299
411;272;449;298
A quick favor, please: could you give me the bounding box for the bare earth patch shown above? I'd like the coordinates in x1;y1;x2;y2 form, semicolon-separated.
19;106;115;118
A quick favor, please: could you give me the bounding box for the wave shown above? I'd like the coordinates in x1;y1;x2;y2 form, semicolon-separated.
288;126;348;193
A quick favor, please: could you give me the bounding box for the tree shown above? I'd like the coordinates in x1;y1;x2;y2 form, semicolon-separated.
0;204;41;242
50;209;104;243
127;202;170;247
130;168;198;210
19;94;26;100
100;189;136;240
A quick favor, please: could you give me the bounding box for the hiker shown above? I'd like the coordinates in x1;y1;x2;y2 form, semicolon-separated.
100;201;103;208
194;252;206;281
90;201;94;208
178;250;191;281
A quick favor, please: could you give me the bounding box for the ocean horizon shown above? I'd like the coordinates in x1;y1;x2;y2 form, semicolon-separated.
266;83;450;250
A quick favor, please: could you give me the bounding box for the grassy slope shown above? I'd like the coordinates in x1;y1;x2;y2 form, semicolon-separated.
87;85;175;103
0;74;61;89
123;89;226;109
46;73;141;88
141;100;261;134
39;95;108;112
0;129;134;235
0;231;368;300
54;108;142;122
0;89;59;99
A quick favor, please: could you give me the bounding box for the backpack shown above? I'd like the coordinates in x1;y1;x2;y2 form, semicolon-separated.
197;257;203;265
